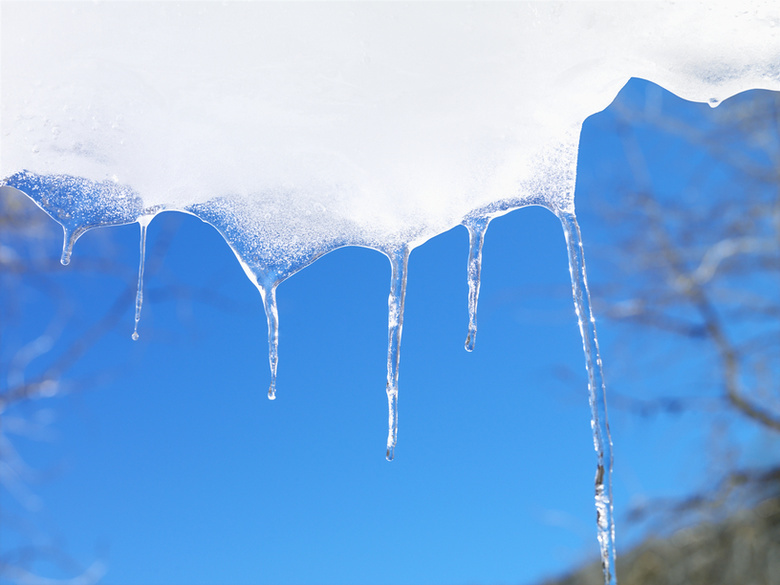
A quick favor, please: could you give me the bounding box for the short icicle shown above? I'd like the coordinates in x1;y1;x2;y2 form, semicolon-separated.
60;227;80;266
260;283;280;400
385;245;411;461
132;216;152;341
463;216;490;352
558;209;617;585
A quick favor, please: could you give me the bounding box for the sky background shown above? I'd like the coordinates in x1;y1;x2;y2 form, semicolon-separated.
2;79;778;585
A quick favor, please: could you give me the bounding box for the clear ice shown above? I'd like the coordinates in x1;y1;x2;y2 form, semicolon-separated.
132;215;153;341
261;284;280;401
3;3;780;584
559;211;616;585
463;216;490;352
383;245;411;461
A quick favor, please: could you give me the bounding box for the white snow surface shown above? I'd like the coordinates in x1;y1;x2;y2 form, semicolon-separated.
2;1;779;270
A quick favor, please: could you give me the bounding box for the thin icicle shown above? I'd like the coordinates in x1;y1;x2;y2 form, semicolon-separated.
260;283;280;400
60;227;80;266
558;209;616;585
385;245;411;461
132;216;152;341
463;216;490;352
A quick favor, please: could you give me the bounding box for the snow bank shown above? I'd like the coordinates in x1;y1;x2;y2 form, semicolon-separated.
3;2;778;268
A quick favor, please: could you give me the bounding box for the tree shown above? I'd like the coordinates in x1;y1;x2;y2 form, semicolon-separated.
1;185;107;583
2;80;778;585
541;81;780;583
0;187;221;583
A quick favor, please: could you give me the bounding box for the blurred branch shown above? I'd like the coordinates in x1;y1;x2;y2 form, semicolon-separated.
637;190;780;433
0;185;254;583
627;466;780;529
561;85;780;584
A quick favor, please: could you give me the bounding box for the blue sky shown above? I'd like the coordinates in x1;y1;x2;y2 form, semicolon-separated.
2;79;778;584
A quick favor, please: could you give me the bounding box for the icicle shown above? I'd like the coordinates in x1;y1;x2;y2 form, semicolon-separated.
558;209;616;585
384;245;411;461
60;226;80;266
463;216;490;352
132;216;152;341
260;283;280;400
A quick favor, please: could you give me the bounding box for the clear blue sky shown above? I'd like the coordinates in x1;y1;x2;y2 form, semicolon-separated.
2;79;777;584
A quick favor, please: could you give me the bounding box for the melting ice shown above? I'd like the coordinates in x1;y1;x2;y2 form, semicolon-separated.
2;2;779;584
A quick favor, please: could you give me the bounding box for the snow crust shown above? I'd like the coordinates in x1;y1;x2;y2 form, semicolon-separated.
2;1;779;278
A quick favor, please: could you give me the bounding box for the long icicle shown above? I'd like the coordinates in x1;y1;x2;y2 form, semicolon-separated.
558;209;616;585
463;216;490;352
385;245;411;461
260;283;280;400
132;216;152;341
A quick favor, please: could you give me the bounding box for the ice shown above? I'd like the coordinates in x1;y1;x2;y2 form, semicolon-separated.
560;211;615;584
383;245;411;461
2;2;779;584
1;172;144;265
132;215;153;341
463;215;489;352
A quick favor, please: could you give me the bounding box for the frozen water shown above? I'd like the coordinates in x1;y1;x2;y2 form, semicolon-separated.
132;215;153;341
384;245;411;461
2;2;780;584
463;215;489;352
560;211;616;584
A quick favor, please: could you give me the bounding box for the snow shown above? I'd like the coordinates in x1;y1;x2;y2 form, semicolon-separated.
3;2;778;260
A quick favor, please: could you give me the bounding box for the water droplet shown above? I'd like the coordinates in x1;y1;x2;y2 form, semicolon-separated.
131;331;139;341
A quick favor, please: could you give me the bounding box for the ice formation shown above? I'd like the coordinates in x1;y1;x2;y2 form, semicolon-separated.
2;2;779;584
